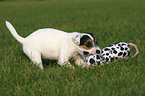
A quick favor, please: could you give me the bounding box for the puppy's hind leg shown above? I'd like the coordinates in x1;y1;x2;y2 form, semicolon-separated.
31;52;43;70
24;49;43;69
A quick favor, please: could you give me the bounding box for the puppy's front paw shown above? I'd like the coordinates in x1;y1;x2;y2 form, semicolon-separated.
66;64;75;69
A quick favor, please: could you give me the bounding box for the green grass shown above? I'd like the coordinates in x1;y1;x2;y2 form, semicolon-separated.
0;0;144;95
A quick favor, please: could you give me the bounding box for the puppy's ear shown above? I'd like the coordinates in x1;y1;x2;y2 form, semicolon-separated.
87;33;95;38
72;34;82;45
87;33;98;45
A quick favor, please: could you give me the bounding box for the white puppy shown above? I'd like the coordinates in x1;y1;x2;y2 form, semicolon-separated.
6;21;100;69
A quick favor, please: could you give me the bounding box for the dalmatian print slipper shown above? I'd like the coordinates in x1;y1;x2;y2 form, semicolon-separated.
83;42;139;67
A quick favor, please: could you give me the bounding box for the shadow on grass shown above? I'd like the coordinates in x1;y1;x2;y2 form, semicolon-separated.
42;59;58;68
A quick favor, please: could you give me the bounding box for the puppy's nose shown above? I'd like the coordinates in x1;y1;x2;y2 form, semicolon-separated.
95;41;98;46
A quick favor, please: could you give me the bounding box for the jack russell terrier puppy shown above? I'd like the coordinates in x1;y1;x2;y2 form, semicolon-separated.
6;21;100;69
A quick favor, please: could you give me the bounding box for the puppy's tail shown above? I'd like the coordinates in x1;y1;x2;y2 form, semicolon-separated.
128;43;139;58
6;21;25;44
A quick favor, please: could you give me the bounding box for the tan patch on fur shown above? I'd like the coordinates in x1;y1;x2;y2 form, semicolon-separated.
85;39;93;45
79;39;93;50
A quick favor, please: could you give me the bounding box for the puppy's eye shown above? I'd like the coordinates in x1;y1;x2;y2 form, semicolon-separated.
86;41;93;48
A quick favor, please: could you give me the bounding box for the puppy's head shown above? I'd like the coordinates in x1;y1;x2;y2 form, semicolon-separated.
72;33;100;55
72;33;97;49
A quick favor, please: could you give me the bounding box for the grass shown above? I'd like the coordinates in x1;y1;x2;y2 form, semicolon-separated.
0;0;144;95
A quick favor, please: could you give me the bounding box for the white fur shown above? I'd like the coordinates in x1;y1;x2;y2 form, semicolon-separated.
6;21;99;69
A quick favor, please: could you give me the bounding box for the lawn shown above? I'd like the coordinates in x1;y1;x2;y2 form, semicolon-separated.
0;0;144;95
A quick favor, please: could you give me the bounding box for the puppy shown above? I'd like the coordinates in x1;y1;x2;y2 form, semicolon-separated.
6;21;100;69
83;42;139;67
